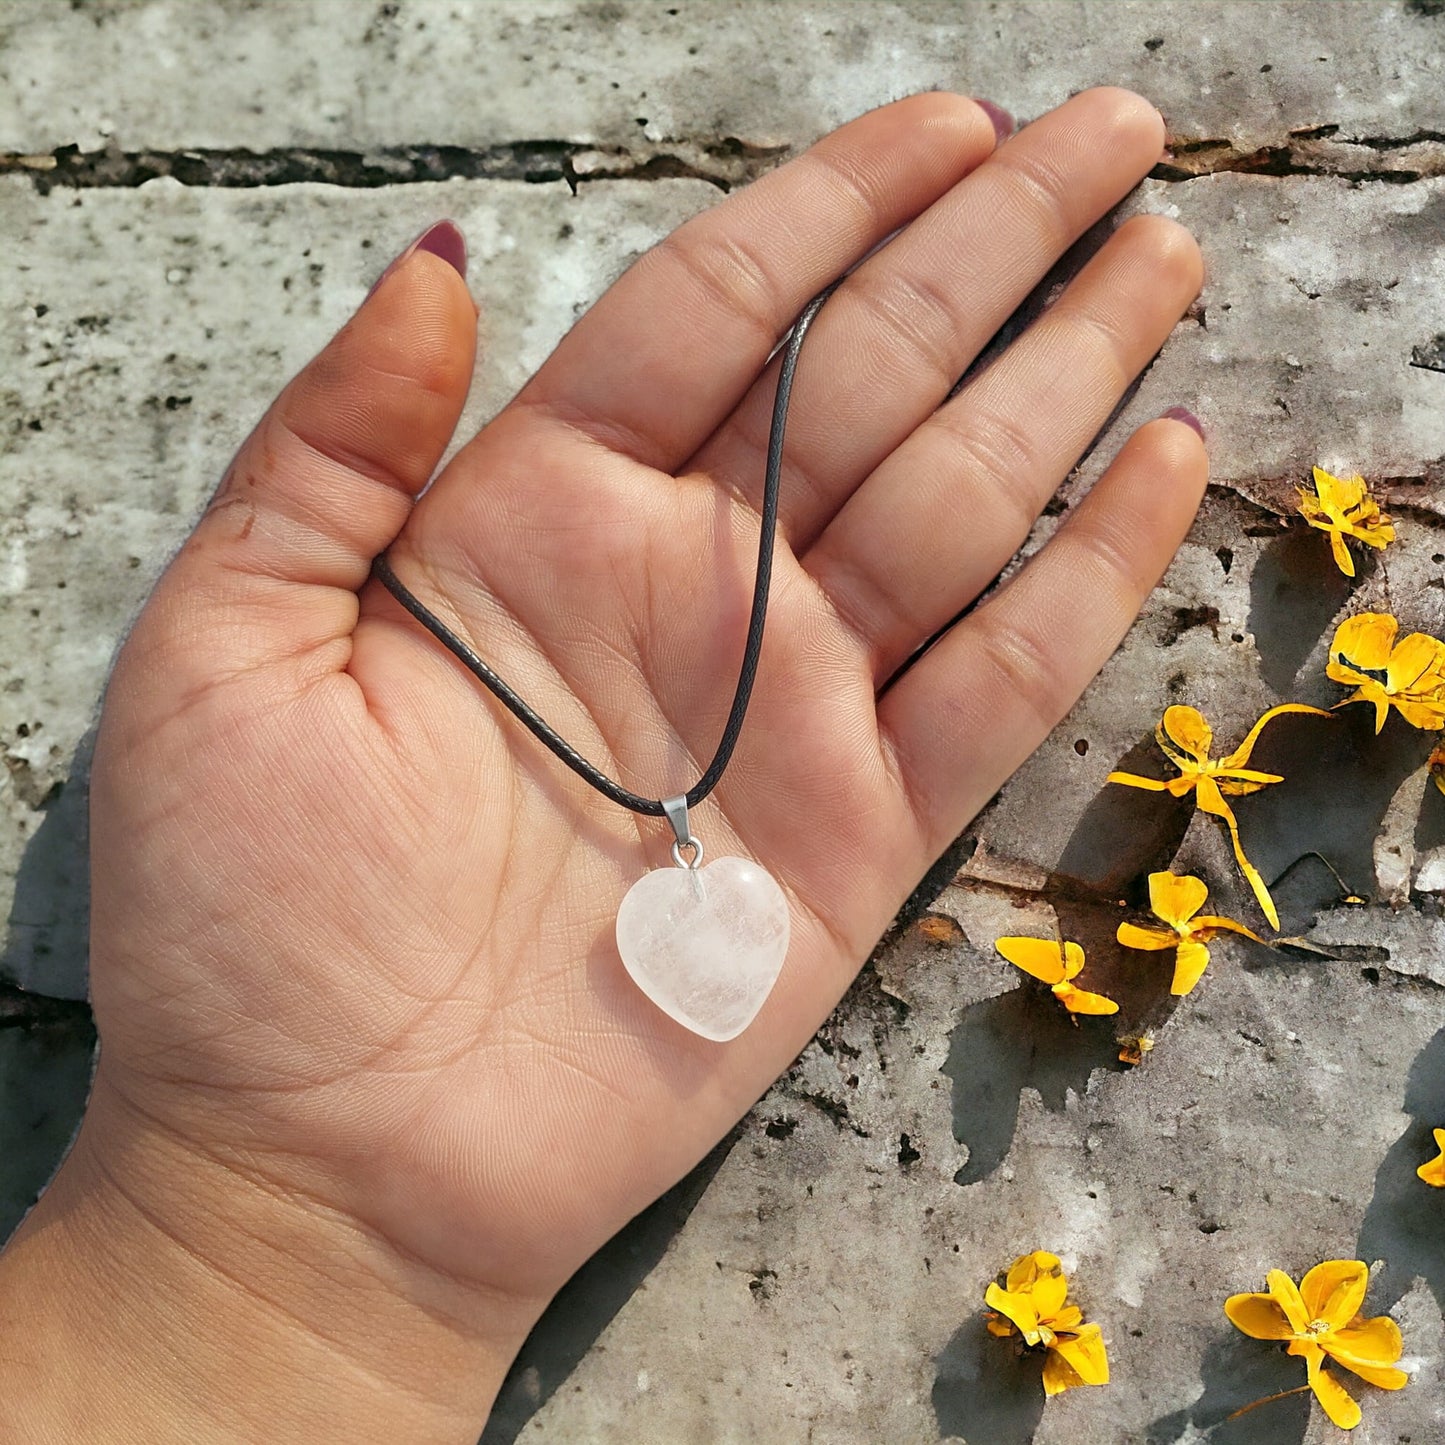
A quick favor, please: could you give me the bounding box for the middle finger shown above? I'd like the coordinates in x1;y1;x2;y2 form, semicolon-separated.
689;86;1167;550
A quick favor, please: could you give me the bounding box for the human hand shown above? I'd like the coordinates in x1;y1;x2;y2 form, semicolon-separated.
1;87;1204;1441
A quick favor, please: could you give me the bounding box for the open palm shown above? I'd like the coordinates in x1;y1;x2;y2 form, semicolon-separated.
83;87;1204;1383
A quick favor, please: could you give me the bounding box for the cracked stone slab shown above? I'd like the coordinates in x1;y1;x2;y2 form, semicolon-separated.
3;1;1444;160
3;21;1444;1438
507;934;1445;1443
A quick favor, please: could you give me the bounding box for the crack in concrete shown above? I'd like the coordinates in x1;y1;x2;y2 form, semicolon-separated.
2;128;1440;193
1152;126;1445;183
0;137;788;195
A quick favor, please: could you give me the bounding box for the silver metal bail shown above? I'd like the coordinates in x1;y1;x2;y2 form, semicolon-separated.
661;794;704;870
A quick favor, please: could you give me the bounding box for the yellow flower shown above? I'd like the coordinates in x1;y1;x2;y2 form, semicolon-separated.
995;937;1118;1015
1297;466;1394;577
1116;871;1262;995
985;1250;1110;1397
1328;613;1445;734
1107;704;1329;928
1225;1260;1408;1430
1419;1128;1445;1187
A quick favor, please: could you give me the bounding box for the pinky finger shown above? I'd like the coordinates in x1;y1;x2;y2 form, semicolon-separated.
879;414;1209;858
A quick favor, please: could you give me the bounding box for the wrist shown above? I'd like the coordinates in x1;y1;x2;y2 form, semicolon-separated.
0;1074;541;1444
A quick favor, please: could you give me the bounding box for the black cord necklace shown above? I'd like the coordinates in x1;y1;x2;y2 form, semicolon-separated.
372;282;839;1043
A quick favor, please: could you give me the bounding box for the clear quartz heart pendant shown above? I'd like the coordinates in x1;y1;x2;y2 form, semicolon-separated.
615;797;790;1042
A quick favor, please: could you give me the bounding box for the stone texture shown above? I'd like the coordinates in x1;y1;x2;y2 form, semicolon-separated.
3;3;1445;1443
2;0;1443;158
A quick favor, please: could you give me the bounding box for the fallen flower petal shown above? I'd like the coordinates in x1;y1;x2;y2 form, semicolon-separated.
1327;612;1445;734
1297;466;1395;578
1115;871;1261;996
986;1252;1109;1397
1226;1259;1408;1430
995;937;1118;1015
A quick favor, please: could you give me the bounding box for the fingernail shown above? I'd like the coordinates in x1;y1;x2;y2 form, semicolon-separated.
367;220;468;298
1162;405;1205;440
976;99;1015;143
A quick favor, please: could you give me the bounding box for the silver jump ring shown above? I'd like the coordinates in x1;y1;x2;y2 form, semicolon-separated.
671;837;704;870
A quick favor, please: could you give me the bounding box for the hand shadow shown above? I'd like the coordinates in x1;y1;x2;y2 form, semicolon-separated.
1147;1329;1310;1444
1356;1024;1445;1317
931;1310;1047;1445
480;1129;739;1445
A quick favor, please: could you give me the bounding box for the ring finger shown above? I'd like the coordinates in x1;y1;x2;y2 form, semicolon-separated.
806;211;1204;684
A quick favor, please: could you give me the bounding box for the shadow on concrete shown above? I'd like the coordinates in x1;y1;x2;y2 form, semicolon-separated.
480;1128;742;1445
0;1023;95;1243
1247;528;1354;695
1147;1329;1310;1443
1242;707;1434;926
1415;764;1445;854
943;978;1126;1186
1054;736;1194;896
0;728;96;1243
0;729;93;1000
1357;1024;1445;1317
931;1310;1046;1445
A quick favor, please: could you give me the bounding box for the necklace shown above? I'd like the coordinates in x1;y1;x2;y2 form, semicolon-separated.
374;284;837;1042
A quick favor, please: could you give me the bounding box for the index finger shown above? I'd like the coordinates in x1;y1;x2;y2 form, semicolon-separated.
514;93;1002;471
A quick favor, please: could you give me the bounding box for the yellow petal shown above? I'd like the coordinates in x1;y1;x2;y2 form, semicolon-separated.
1328;1314;1404;1370
1148;870;1209;927
1048;1324;1109;1388
996;937;1072;987
1041;1348;1086;1396
1220;703;1332;770
1329;527;1357;577
1300;1260;1369;1328
1297;495;1325;525
1308;1357;1363;1430
1030;1269;1069;1323
1225;1291;1295;1341
1391;691;1445;732
1171;938;1211;995
1333;1358;1409;1391
1051;1305;1084;1332
1055;982;1119;1016
1161;705;1213;764
1116;921;1178;951
1388;632;1445;698
1006;1250;1062;1294
1198;776;1280;929
985;1314;1017;1338
1330;612;1399;677
984;1282;1043;1346
1313;466;1365;514
1105;770;1175;792
1266;1269;1311;1334
1418;1128;1445;1187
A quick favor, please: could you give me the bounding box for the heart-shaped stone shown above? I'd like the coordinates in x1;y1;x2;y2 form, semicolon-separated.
616;856;790;1042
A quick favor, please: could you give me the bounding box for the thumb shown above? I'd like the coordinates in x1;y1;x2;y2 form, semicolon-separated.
152;220;477;673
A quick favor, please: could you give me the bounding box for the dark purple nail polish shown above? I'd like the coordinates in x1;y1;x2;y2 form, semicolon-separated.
1162;405;1205;440
367;220;468;299
976;99;1015;143
412;219;468;278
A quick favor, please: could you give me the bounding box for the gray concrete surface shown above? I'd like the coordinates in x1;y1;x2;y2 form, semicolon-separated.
3;2;1444;1441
